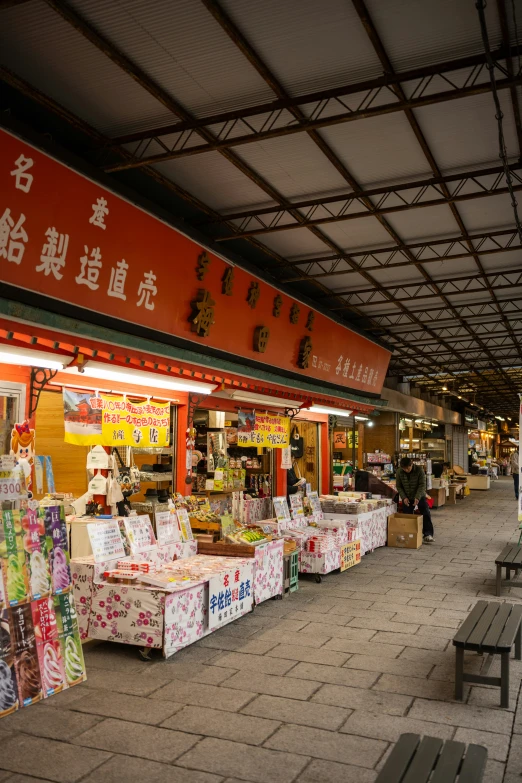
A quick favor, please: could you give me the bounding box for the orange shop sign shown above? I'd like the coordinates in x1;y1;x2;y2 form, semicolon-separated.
0;128;391;394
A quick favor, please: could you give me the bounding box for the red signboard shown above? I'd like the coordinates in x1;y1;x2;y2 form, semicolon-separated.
0;128;391;394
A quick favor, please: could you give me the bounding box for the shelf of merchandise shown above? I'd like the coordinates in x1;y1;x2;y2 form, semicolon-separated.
139;472;173;483
133;447;172;455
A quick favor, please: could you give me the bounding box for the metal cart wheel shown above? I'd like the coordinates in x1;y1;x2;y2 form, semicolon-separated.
315;574;322;584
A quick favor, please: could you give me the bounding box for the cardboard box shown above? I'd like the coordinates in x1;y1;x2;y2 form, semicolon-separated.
387;513;423;549
428;487;446;508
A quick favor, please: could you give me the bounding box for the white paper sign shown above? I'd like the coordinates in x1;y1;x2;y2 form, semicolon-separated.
0;471;26;501
87;519;126;563
123;514;157;553
176;508;193;541
208;562;254;630
308;491;324;520
290;494;304;518
281;446;292;470
156;511;181;546
273;496;291;524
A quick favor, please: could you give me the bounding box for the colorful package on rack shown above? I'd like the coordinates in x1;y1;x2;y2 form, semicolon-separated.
22;508;52;600
0;610;18;718
10;604;42;707
31;596;58;644
37;637;66;697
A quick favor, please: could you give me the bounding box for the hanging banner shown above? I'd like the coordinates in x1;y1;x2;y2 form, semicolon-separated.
62;389;169;448
101;396;170;448
63;388;103;446
238;412;290;448
333;431;347;448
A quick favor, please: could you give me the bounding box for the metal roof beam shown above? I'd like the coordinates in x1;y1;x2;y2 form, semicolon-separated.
104;69;520;171
213;165;522;240
197;0;499;391
328;268;522;300
496;0;522;156
281;228;522;281
352;0;522;376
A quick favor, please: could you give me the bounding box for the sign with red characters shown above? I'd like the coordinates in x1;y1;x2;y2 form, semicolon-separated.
0;128;391;395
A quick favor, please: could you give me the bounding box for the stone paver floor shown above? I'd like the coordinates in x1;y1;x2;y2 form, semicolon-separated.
2;478;522;782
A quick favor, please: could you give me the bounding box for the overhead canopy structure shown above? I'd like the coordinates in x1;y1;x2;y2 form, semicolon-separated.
0;0;521;415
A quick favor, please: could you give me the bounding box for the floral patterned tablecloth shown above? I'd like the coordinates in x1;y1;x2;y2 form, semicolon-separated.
71;541;197;641
298;505;396;576
254;539;284;604
72;547;264;656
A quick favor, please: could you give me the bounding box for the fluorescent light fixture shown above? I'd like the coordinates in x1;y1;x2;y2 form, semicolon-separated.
62;362;214;394
222;390;290;409
310;405;353;416
355;415;369;421
0;344;71;370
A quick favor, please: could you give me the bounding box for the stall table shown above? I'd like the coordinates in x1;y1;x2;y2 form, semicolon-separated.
299;504;396;579
72;539;284;656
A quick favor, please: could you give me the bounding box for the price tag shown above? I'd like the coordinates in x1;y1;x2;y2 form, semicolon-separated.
0;474;26;500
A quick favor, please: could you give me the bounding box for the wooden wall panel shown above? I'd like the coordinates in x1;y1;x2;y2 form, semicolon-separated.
34;390;88;499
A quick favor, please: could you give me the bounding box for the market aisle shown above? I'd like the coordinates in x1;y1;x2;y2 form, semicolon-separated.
1;478;521;783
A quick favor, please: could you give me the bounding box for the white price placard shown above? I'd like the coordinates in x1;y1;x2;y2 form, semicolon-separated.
156;511;181;546
87;520;126;563
0;471;26;501
123;515;157;553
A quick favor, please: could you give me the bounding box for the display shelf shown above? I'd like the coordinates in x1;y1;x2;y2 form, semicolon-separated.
132;501;170;513
139;472;173;482
133;447;172;455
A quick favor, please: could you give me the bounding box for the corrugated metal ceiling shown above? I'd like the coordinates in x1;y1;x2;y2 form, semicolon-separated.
0;0;521;413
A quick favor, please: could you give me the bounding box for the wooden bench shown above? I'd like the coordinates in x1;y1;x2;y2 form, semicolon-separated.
453;600;522;707
375;733;487;783
495;544;522;595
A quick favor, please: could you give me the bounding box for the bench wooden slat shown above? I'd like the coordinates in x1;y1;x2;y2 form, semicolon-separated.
430;740;466;783
497;606;522;650
402;736;444;783
453;601;488;647
458;744;488;782
481;604;512;650
375;733;419;782
466;602;501;648
511;547;522;566
496;544;515;564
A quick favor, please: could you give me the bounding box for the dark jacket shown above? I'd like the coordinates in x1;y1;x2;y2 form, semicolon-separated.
396;465;427;501
287;467;300;495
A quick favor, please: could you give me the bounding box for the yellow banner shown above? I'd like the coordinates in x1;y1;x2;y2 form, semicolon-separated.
238;412;290;448
63;388;104;445
101;396;170;448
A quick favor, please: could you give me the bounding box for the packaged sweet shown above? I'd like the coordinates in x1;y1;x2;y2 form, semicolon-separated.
3;549;30;606
31;596;58;643
61;632;85;686
37;638;66;697
0;617;18;718
103;570;139;584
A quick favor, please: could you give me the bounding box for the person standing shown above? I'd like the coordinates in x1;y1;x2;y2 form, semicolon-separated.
396;456;434;543
510;450;519;500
